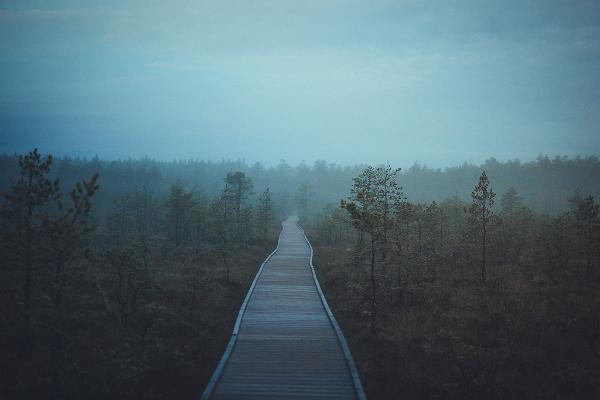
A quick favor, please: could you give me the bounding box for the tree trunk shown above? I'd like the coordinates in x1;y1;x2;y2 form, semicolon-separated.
353;232;363;269
174;214;180;247
417;219;422;256
501;222;508;265
397;241;403;286
481;224;487;283
24;202;33;313
370;235;377;336
586;222;592;277
142;237;150;300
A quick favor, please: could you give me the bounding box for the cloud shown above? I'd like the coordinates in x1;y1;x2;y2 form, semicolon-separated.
1;0;599;166
0;7;109;19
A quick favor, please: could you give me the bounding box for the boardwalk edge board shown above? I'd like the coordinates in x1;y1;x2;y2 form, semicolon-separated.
200;228;283;400
300;227;368;400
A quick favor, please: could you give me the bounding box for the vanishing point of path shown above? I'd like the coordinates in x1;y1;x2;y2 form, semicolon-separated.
202;216;366;399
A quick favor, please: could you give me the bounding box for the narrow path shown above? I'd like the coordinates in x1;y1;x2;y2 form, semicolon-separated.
202;216;365;399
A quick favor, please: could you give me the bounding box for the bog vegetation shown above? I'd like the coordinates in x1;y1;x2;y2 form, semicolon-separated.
0;150;279;399
1;149;599;399
309;166;600;399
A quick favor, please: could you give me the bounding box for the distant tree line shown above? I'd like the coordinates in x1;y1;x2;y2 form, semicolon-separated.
1;153;598;219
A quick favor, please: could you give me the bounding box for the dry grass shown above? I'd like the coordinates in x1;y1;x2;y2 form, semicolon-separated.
0;242;274;400
313;244;600;400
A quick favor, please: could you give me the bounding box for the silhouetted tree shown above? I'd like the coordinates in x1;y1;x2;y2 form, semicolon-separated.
44;173;99;309
499;187;532;263
1;149;59;313
225;171;253;245
295;181;313;221
210;184;236;280
315;203;353;245
469;171;496;283
257;188;273;242
277;190;291;220
105;248;141;326
341;166;380;335
165;181;196;247
240;206;253;248
107;192;132;248
190;188;208;244
126;188;159;294
1;150;99;399
374;164;404;267
422;201;446;262
569;192;599;276
501;187;523;214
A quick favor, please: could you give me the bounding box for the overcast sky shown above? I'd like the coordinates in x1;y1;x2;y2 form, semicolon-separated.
1;0;599;167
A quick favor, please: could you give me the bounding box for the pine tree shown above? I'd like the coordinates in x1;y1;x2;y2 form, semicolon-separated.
1;149;99;399
165;181;196;247
422;200;445;259
499;187;527;263
257;188;274;242
240;206;253;248
105;248;141;326
190;189;208;244
43;172;99;308
1;149;59;312
374;164;404;266
225;171;253;245
107;192;132;248
469;171;496;283
210;184;236;280
295;181;313;221
569;192;599;276
341;166;380;335
501;186;523;215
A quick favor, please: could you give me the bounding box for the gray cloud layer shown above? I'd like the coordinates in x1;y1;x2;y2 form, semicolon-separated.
1;0;599;166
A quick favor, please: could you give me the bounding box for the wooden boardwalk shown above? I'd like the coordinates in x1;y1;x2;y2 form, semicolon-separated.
202;216;366;399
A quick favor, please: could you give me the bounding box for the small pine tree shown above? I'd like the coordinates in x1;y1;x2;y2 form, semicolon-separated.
44;172;99;308
165;181;196;247
374;164;404;265
210;184;236;281
257;188;273;242
225;171;253;244
2;149;59;312
341;166;380;335
501;187;523;215
469;171;496;283
240;206;253;248
1;149;99;315
295;181;313;221
569;192;599;276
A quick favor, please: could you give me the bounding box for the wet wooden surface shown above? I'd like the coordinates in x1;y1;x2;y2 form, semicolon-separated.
204;216;364;399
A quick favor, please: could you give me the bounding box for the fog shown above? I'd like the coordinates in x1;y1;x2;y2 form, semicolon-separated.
2;0;600;167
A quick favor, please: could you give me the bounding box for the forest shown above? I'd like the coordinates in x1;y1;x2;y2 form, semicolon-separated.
1;149;599;399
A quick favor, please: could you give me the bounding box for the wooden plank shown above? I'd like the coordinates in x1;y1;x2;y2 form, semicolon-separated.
200;235;282;399
202;216;366;399
300;227;367;400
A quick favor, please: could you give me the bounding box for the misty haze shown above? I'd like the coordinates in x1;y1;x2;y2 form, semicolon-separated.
1;1;599;399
